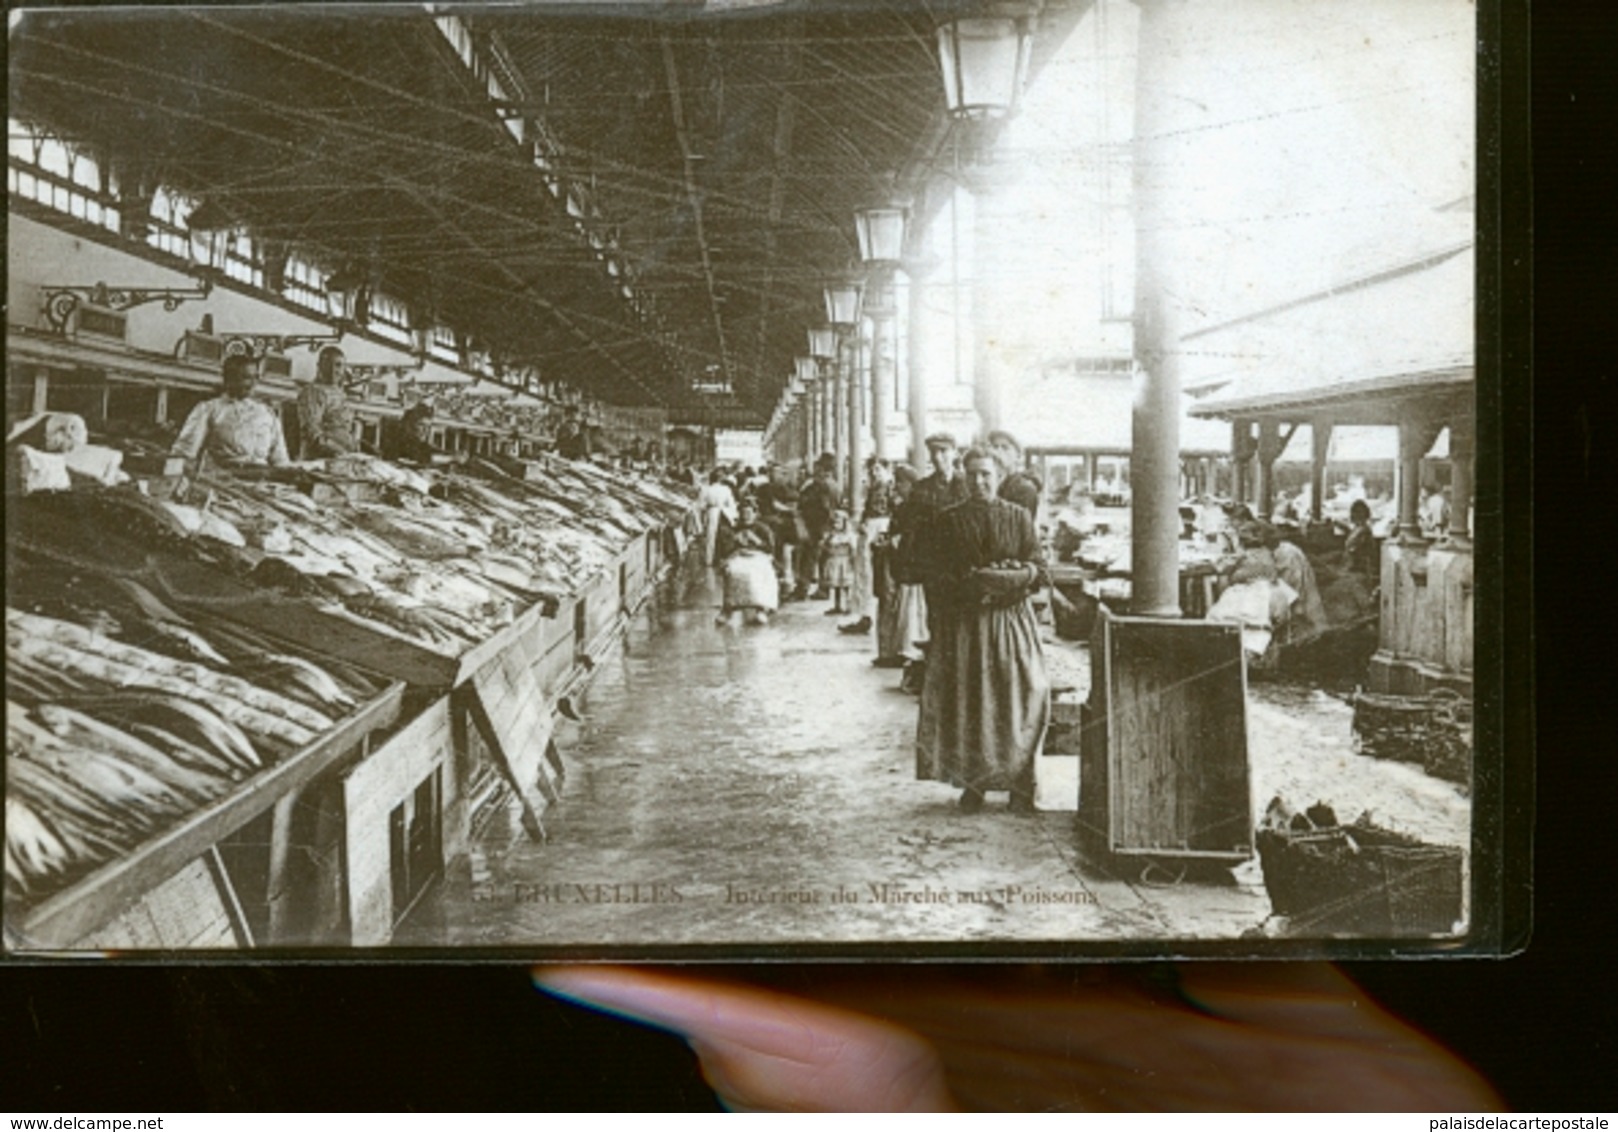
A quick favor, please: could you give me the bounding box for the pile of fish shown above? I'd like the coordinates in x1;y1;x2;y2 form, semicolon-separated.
7;450;693;659
4;587;380;905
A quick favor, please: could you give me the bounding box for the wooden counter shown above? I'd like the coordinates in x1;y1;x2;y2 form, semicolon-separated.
9;681;405;951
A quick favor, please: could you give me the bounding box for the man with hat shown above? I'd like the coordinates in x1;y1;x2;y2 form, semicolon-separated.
985;429;1042;519
887;432;969;694
837;456;895;636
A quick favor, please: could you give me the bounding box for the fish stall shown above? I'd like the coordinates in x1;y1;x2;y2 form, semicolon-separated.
5;448;695;949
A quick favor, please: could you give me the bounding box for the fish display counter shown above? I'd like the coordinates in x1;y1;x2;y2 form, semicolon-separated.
5;603;405;949
4;454;696;949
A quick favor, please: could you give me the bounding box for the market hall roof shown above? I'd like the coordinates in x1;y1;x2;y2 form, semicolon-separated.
8;2;1086;420
1185;237;1475;425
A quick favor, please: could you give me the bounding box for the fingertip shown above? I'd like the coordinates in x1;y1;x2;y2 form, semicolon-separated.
531;964;676;1028
530;966;957;1112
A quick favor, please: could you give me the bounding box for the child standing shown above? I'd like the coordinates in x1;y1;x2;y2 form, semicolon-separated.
820;509;856;615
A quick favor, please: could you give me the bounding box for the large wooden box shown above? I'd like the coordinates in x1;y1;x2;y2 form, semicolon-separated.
9;682;404;951
342;694;463;946
1078;608;1253;861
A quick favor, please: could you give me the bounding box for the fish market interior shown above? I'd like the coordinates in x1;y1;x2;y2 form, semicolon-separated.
5;0;1478;953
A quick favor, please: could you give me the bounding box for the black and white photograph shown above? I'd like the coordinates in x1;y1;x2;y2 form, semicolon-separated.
4;0;1512;958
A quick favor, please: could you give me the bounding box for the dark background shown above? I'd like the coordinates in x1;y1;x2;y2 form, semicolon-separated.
5;1;1611;1113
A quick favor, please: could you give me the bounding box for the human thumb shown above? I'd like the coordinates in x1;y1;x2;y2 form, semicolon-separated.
534;965;958;1112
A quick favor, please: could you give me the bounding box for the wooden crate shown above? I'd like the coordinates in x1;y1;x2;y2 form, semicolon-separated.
1078;608;1253;862
10;683;404;952
342;694;462;946
71;857;243;951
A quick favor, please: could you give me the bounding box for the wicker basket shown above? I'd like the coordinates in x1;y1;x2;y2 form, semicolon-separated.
1256;800;1465;936
1352;687;1471;778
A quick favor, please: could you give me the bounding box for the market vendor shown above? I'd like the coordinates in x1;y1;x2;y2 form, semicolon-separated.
171;353;290;472
913;446;1050;814
554;410;591;461
1265;523;1328;638
394;402;464;467
715;498;778;627
294;345;359;459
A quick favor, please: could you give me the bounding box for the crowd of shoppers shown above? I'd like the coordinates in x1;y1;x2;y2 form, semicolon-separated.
695;431;1053;816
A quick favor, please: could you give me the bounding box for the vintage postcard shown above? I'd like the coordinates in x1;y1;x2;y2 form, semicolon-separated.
4;0;1526;959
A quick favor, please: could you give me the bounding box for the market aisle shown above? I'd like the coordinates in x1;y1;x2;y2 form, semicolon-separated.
400;564;1272;947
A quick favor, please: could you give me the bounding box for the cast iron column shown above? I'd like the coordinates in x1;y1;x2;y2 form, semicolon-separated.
819;367;836;467
904;257;938;472
845;327;865;517
868;280;897;461
964;161;1015;439
1447;408;1473;545
1398;415;1442;542
1310;418;1332;523
1129;0;1186;618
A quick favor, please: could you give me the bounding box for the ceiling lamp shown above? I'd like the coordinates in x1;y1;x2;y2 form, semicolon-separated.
323;264;367;327
807;327;837;361
855;204;908;265
936;13;1034;120
823;278;864;329
185;198;239;278
408;307;436;360
795;356;818;387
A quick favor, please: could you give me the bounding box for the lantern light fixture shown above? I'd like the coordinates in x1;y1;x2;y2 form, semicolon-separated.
936;14;1034;121
408;318;434;362
184;197;239;278
323;264;368;327
807;326;837;361
823;277;864;328
855;204;909;265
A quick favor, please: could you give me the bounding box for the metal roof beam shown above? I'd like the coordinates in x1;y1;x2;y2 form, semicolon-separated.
660;35;734;396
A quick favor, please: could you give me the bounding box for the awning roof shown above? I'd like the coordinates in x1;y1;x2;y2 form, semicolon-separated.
1010;370;1233;455
9;2;1086;422
1187;241;1475;423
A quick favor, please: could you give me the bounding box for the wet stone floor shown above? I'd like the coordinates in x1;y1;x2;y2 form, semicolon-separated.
398;564;1470;949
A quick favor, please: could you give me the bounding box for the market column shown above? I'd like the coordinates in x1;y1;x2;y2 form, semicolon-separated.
964;162;1015;439
833;334;850;495
1397;414;1443;542
1129;0;1187;619
845;325;865;517
867;280;898;462
819;364;836;466
1446;407;1473;545
1255;419;1288;518
807;381;821;463
903;256;939;472
1231;420;1256;508
1310;418;1333;523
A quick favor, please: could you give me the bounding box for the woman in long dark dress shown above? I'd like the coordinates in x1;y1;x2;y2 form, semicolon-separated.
914;448;1051;813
